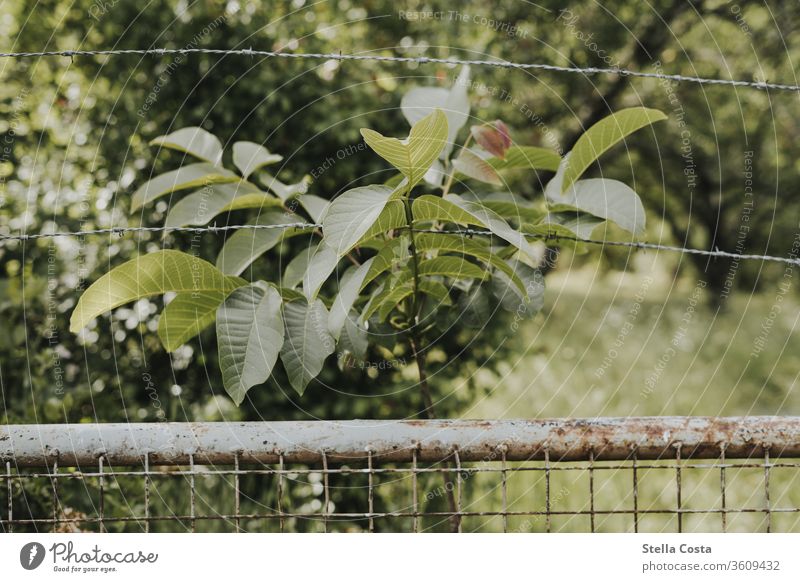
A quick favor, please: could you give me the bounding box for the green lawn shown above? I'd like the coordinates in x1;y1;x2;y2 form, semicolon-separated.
450;266;800;532
467;267;800;420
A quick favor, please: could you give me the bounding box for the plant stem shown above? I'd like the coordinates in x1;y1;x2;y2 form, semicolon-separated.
441;134;473;197
409;332;460;532
409;333;434;419
405;194;461;530
403;197;422;323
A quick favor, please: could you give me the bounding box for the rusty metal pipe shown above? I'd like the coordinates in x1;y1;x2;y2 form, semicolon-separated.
2;417;799;467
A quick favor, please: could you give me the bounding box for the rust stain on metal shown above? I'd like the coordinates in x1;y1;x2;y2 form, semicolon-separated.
1;416;799;467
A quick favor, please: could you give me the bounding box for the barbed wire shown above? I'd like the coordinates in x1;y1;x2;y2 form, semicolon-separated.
2;222;798;267
0;222;319;241
0;48;797;93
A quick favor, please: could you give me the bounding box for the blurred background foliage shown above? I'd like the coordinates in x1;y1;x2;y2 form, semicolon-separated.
1;0;799;433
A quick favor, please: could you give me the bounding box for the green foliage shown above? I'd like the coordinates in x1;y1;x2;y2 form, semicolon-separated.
217;283;284;405
281;299;335;394
3;0;799;531
69;250;244;333
150;127;224;165
360;109;449;190
72;70;663;405
561;107;667;193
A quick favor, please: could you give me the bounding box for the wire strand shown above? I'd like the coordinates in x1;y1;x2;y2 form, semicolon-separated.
0;48;796;93
0;222;319;241
2;223;798;267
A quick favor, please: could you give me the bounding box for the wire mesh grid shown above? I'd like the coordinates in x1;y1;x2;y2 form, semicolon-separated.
2;418;800;533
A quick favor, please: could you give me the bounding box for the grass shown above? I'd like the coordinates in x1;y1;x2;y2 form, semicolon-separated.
448;262;800;532
466;265;800;419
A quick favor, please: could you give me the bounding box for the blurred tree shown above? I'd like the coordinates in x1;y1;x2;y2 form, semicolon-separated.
2;0;799;430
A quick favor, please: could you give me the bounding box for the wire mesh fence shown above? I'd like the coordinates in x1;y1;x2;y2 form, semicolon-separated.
2;417;799;533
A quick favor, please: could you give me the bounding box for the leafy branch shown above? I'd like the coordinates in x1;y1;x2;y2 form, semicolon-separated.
71;67;666;412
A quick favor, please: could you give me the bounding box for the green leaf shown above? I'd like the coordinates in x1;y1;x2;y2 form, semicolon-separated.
131;163;238;211
487;146;561;172
337;313;369;362
417;280;452;306
329;259;375;340
361;237;409;290
412;195;484;227
423;159;447;187
442;194;538;260
217;283;284;405
150;127;223;165
414;232;525;294
302;245;340;301
414;194;537;261
383;173;406;189
158;290;230;352
559;179;644;234
546;161;645;235
322;185;400;257
361;270;413;321
280;299;335;395
70;250;243;333
232;141;283;178
458;284;491;328
491;259;545;317
361;109;448;189
259;172;308;201
216;210;311;276
283;243;318;289
361;268;452;322
544;211;606;239
278;287;305;302
375;279;452;321
468;192;543;224
453;149;503;186
359;200;407;244
400;66;471;160
296;194;329;223
164;183;282;228
562;107;667;193
417;256;488;280
522;221;583;241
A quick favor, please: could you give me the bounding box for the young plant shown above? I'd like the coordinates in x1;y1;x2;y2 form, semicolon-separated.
70;68;666;411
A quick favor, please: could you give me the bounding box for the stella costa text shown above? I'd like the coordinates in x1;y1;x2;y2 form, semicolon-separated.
642;544;712;554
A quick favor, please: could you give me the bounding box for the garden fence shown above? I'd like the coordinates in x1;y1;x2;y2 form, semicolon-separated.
2;416;799;533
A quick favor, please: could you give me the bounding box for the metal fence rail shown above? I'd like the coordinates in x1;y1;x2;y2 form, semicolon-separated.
2;417;799;533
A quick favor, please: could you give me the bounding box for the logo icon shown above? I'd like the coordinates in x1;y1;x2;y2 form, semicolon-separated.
20;542;46;570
